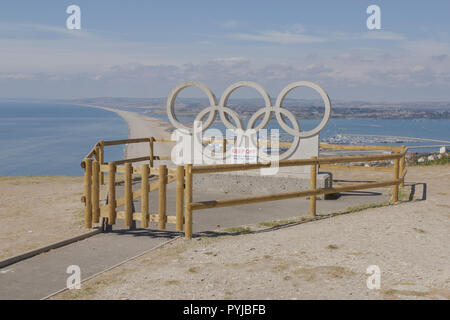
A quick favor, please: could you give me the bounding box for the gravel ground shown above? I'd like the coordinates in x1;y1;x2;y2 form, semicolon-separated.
55;164;450;300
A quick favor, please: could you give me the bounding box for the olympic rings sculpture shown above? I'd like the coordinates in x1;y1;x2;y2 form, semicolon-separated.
167;81;332;160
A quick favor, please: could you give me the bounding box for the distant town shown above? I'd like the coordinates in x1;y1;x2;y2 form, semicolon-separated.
68;97;450;120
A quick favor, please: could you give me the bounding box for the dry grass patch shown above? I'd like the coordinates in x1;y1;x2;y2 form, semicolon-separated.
223;226;252;234
188;267;199;273
258;219;297;228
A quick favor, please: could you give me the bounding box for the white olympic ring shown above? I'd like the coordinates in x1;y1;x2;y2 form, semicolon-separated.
166;81;332;160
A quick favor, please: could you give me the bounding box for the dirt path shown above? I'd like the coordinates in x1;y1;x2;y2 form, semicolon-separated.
54;165;450;300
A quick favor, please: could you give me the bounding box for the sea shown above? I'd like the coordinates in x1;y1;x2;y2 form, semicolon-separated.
1;102;449;176
0;102;128;176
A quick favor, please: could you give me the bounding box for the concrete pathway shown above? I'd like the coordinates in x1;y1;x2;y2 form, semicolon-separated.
0;182;388;300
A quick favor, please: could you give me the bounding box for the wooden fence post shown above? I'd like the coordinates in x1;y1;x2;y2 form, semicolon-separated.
141;164;149;228
94;144;103;185
222;138;227;162
84;158;92;228
94;145;100;163
108;162;117;225
92;160;100;223
393;158;400;202
99;141;105;185
149;137;155;168
399;146;406;187
185;164;193;239
158;164;167;229
176;165;185;231
310;156;317;217
124;163;133;227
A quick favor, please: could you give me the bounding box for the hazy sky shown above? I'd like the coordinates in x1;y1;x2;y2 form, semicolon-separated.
1;0;450;101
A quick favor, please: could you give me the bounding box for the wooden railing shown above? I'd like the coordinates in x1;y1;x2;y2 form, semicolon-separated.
81;137;179;231
81;159;184;231
183;149;407;238
81;137;407;238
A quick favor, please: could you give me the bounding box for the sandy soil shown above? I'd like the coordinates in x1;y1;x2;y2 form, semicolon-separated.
0;107;172;261
54;164;450;300
0;176;87;260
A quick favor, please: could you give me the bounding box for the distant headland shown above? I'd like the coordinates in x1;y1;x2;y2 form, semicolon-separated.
63;97;450;120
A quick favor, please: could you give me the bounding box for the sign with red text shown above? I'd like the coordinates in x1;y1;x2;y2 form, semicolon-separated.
231;147;257;164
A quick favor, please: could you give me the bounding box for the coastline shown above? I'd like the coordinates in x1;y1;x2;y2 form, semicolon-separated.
71;103;174;160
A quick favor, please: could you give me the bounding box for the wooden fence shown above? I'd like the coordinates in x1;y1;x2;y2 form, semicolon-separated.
81;137;407;238
81;137;182;231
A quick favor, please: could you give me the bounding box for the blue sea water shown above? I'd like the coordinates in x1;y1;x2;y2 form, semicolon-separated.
0;102;128;176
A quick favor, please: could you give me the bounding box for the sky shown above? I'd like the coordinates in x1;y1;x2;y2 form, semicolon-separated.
0;0;450;101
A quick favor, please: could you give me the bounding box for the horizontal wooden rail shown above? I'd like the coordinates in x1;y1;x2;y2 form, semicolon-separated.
153;138;176;143
192;162;271;174
196;140;404;151
103;137;151;146
190;178;401;211
319;164;393;172
320;143;403;151
109;156;150;165
191;152;405;174
84;137;406;168
147;139;404;151
282;153;404;166
85;136;406;164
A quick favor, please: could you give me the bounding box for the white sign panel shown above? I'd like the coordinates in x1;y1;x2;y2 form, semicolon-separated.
231;147;257;164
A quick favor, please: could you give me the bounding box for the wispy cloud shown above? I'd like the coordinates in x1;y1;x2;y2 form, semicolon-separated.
330;30;407;42
229;28;407;44
213;57;249;63
3;53;449;99
231;30;326;44
0;22;92;40
360;31;407;41
221;20;239;29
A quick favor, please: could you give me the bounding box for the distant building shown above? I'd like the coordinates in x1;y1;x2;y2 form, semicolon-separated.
406;152;418;160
